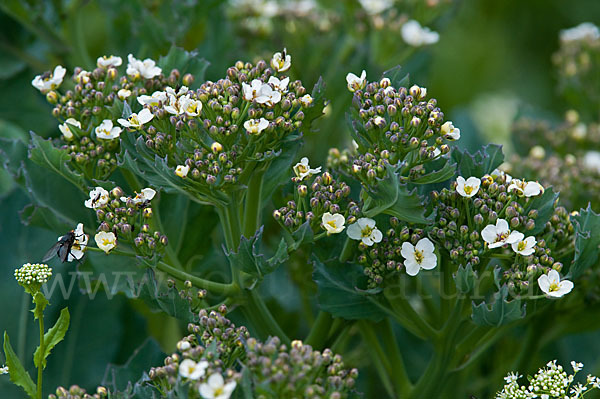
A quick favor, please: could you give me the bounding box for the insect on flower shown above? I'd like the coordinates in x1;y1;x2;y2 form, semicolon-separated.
42;223;88;263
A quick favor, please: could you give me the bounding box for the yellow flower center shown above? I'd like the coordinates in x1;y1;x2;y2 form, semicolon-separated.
102;238;112;246
214;387;224;396
327;220;337;228
414;249;424;264
297;164;308;174
128;115;140;126
464;185;473;195
549;282;560;292
361;226;373;238
495;232;508;242
517;241;526;251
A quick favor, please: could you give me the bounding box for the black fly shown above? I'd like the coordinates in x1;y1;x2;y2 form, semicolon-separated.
42;230;83;263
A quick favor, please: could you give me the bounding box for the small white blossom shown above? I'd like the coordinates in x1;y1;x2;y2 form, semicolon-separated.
126;54;162;79
346;70;367;92
255;84;281;106
118;89;132;100
59;223;88;262
481;219;522;249
322;212;345;235
137;91;168;106
32;65;66;93
401;20;439;47
179;359;208;380
510;233;536;256
268;76;290;92
0;365;7;375
75;70;91;84
244;118;269;135
84;187;110;209
583;151;600;173
175;164;190;178
293;157;321;180
177;340;191;351
409;84;427;100
95;231;117;254
117;108;154;129
491;168;512;183
508;179;543;197
572;361;584;372
300;94;313;107
97;55;123;68
538;269;573;298
560;22;600;42
503;372;521;384
58;118;81;140
242;79;264;102
456;176;480;198
166;86;189;97
122;188;156;205
95;120;122;140
347;218;383;246
400;237;437;276
199;373;237;399
270;49;291;72
358;0;393;15
441;121;460;140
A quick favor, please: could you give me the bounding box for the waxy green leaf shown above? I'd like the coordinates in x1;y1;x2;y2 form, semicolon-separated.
471;285;525;326
3;331;36;398
34;307;70;369
570;205;600;278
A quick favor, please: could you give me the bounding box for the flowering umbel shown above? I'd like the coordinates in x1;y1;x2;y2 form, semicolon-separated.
14;263;53;294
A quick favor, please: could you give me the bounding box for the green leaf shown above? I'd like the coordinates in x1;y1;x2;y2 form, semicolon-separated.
300;77;327;134
312;256;387;321
34;307;70;369
451;144;504;178
570;205;600;278
454;263;477;294
225;227;284;280
471;285;525;326
33;291;49;320
290;221;315;251
28;131;86;189
3;331;36;398
362;163;430;224
411;156;457;185
158;46;210;87
382;65;410;88
524;187;559;235
261;134;301;207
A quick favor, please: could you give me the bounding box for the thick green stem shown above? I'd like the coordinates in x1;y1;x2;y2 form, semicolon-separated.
242;169;265;238
358;321;395;398
305;311;333;349
380;319;412;397
384;282;438;339
244;289;291;345
156;261;238;295
37;315;44;399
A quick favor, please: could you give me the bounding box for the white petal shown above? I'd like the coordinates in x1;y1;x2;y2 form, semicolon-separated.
420;253;438;270
400;242;415;259
537;275;550;294
370;228;383;243
404;259;421;276
481;225;497;244
346;223;363;240
362;236;374;246
495;219;509;234
547;269;560;284
557;280;574;296
208;373;225;389
415;237;434;254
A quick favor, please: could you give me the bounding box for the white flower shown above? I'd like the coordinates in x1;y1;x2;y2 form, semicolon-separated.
491;168;512;183
503;372;521;384
75;70;91;84
409;84;427;99
164;92;201;116
244;118;269;135
118;89;132;100
122;188;156;205
58;118;81;140
137;91;168;106
537;269;574;298
346;70;367;92
270;49;291;72
322;212;345;235
242;79;265;102
199;373;237;399
401;20;439;47
300;94;313;107
347;218;383;246
583;151;600;173
95;120;122;140
560;22;600;42
358;0;393;15
84;187;110;209
0;365;8;375
32;65;66;93
456;176;480;198
507;179;543;197
571;361;584;372
184;97;203;117
175;164;190;178
255;84;282;106
400;238;437;276
481;219;522;249
293;157;321;180
179;359;208;380
126;54;162;79
268;76;289;92
441;121;460;140
572;123;587;140
166;86;189;97
177;340;191;351
59;223;88;262
117;108;154;129
511;233;536;256
97;55;123;68
95;231;117;254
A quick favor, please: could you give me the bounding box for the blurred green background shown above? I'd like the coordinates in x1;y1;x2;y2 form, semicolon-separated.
2;0;600;397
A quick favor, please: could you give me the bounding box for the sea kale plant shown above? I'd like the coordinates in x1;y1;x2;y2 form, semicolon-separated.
2;42;600;399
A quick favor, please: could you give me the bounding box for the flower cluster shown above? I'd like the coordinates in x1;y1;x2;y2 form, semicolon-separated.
32;55;178;180
84;186;168;256
14;263;53;293
496;360;600;399
50;386;108;399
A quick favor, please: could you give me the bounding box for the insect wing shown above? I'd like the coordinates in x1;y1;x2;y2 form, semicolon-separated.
57;242;71;263
42;242;61;262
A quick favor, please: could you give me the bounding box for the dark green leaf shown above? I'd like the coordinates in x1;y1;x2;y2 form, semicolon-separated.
382;65;409;88
411;157;457;185
451;144;504;178
226;227;284;280
524;187;559;235
33;291;49;319
34;307;70;369
312;256;387;321
471;285;525;326
454;263;477;294
570;205;600;278
3;331;36;398
158;46;210;87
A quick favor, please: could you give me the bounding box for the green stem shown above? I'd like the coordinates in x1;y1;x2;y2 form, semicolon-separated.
156;261;238;295
245;289;291;345
37;315;44;399
380;318;412;397
242;169;265;238
305;311;333;349
73;5;93;69
121;169;142;193
358;321;395;398
383;283;438;339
